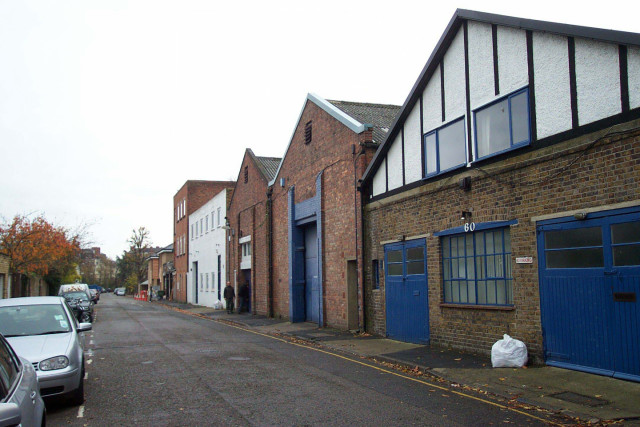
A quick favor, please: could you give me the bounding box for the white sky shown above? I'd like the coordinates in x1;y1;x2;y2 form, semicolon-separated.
0;0;637;259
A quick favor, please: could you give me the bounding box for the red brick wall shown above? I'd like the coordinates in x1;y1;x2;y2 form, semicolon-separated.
363;119;640;360
270;100;375;328
173;180;235;302
227;151;271;315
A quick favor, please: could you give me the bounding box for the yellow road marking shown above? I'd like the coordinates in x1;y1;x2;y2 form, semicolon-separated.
163;305;563;426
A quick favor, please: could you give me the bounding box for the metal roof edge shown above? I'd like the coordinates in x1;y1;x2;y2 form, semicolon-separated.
268;93;365;186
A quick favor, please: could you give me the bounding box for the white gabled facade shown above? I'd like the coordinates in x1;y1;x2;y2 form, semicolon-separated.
187;189;228;308
367;11;640;197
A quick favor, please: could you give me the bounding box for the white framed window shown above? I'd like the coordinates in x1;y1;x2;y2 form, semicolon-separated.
205;273;209;290
191;224;194;240
200;273;203;290
474;88;531;161
217;208;221;228
205;215;209;232
200;218;203;236
212;211;215;228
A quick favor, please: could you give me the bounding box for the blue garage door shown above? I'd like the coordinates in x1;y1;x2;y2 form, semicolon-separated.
385;239;429;344
304;224;320;323
537;207;640;382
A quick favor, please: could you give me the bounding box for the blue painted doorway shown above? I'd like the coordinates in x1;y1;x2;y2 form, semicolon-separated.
384;239;429;344
304;224;320;323
537;207;640;382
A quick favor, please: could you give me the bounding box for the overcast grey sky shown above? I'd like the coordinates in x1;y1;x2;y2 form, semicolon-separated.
0;0;637;259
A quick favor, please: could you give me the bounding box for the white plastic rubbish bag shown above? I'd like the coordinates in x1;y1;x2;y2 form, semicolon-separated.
213;300;223;310
491;334;528;368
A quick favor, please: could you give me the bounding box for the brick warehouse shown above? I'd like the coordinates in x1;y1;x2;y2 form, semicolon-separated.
269;93;399;329
173;180;234;303
226;149;280;316
360;10;640;381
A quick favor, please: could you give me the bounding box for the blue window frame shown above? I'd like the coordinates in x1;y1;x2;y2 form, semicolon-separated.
423;117;467;177
442;227;513;306
474;88;531;161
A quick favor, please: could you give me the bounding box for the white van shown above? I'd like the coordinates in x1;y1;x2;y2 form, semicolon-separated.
58;283;92;300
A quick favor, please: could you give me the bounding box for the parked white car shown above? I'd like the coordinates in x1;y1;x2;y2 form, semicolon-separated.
0;333;46;426
0;297;91;405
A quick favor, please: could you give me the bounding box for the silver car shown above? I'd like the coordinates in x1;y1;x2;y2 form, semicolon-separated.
0;297;91;405
0;333;46;426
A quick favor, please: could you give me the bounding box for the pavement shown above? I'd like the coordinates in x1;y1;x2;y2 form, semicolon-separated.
153;299;640;425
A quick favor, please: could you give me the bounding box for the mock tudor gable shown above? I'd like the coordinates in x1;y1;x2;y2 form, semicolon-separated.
363;9;640;198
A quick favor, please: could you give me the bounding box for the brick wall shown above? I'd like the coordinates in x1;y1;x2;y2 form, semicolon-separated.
227;151;271;315
270;101;375;328
363;119;640;360
173;180;235;302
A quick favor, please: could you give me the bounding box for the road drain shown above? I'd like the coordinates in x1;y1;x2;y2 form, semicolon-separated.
549;391;609;407
228;357;250;361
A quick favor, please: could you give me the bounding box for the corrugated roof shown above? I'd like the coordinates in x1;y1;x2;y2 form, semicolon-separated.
328;100;401;145
255;156;282;181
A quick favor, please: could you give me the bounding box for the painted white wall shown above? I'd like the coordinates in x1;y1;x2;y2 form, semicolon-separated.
630;46;640;109
371;20;638;197
404;101;422;184
422;66;442;133
443;28;466;122
188;189;227;308
468;21;495;108
497;26;528;96
576;39;621;126
387;133;403;191
533;32;572;139
372;158;386;196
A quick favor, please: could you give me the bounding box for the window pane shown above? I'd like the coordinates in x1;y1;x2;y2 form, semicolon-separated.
387;250;402;263
486;280;496;304
451;237;458;257
467;280;476;304
443;259;451;280
407;261;424;275
438;119;466;171
545;227;602;249
496;280;506;305
477;281;487;304
451;281;460;303
443;237;450;258
388;264;403;276
476;99;510;158
406;247;424;262
466;257;475;280
444;281;451;302
611;222;640;244
459;281;468;303
485;232;494;254
510;91;530;145
476;233;485;255
546;248;604;268
476;256;486;279
613;244;640;266
425;133;437;175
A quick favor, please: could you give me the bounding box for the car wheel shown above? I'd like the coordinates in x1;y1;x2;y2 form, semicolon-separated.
69;363;85;405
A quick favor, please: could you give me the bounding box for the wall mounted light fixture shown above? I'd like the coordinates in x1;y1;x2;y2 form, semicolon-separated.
461;211;473;221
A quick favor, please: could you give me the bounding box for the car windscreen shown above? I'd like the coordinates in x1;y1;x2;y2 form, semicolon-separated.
62;291;89;302
0;304;72;337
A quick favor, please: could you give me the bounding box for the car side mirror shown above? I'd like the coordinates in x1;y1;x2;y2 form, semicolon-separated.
0;402;21;427
77;323;93;332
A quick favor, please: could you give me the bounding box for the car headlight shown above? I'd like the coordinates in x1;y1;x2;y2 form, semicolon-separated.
39;356;70;371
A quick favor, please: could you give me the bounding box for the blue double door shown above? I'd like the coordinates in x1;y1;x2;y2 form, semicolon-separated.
384;239;429;344
537;207;640;381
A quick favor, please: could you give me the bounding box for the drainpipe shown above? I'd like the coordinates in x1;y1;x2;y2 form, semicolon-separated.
353;141;367;331
266;187;274;318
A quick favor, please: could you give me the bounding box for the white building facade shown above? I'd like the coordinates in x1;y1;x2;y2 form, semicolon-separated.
187;189;228;308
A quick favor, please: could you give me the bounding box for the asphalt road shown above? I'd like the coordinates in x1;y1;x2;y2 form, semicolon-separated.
46;294;552;426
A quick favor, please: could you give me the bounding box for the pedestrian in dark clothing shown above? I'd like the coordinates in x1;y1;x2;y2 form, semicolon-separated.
224;283;235;314
238;283;249;313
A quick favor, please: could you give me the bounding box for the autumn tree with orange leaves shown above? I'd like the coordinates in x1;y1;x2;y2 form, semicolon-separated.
0;215;81;277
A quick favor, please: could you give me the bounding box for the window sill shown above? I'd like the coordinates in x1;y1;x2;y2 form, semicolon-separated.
440;303;515;311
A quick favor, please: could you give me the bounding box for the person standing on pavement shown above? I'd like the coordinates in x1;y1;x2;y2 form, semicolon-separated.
224;283;235;314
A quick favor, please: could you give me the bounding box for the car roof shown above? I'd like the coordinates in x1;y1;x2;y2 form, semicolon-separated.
0;296;65;307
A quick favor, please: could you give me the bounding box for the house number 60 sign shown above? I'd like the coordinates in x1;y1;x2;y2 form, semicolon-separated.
464;222;476;232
